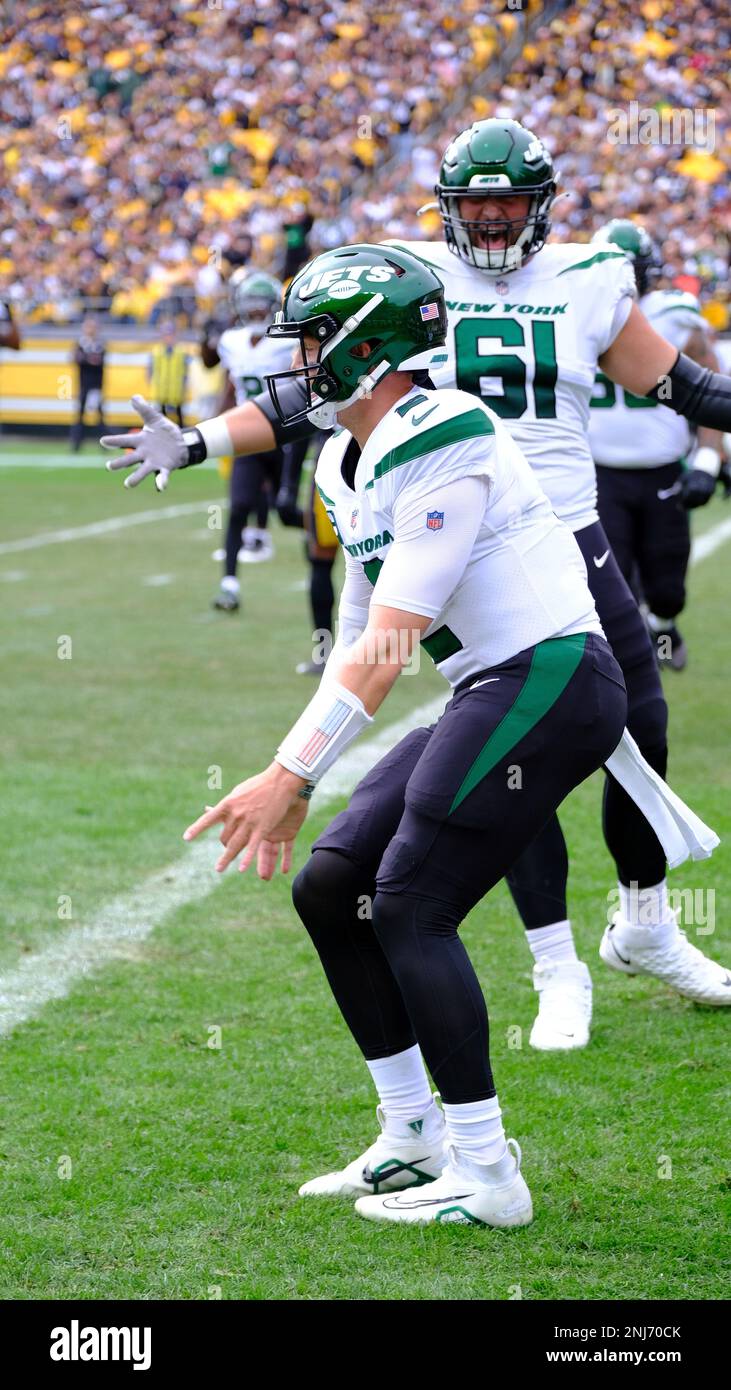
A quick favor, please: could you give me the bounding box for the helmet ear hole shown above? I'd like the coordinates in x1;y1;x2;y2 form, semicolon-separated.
349;338;381;360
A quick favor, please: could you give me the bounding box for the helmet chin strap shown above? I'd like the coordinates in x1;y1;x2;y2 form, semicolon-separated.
307;359;391;429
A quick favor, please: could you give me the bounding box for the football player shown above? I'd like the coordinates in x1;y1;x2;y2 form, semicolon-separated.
102;120;731;1044
213;272;337;661
180;245;714;1227
211;271;291;609
588;219;723;671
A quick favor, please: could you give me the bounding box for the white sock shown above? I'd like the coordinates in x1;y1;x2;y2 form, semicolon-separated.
442;1095;507;1166
221;575;240;594
619;879;672;929
365;1045;434;1126
647;612;674;634
525;919;578;965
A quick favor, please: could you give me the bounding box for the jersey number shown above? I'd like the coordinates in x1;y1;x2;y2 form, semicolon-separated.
454;318;558;419
237;374;265;399
589;371;657;411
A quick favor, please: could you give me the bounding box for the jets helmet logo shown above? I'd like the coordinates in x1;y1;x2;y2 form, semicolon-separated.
298;265;396;300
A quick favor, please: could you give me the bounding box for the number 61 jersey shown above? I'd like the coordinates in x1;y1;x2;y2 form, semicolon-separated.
387;240;637;532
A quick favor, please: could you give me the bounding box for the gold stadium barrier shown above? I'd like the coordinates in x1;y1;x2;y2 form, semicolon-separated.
0;338;224;428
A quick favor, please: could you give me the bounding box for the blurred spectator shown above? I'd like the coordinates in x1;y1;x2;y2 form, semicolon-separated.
0;298;20;350
70;315;106;452
148;321;189;427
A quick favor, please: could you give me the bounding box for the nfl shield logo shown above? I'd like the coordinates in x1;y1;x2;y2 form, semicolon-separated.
350;508;359;529
495;279;509;297
426;510;444;531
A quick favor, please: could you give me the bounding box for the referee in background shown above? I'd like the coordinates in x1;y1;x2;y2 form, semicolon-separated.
148;321;189;426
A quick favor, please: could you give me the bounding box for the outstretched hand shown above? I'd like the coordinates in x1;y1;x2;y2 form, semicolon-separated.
184;764;309;877
101;395;188;491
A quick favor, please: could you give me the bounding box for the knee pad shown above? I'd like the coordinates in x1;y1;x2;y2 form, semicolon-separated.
292;848;364;935
371;890;459;955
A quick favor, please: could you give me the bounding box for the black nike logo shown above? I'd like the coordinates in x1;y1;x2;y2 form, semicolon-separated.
608;934;632;966
381;1191;475;1209
361;1158;429;1188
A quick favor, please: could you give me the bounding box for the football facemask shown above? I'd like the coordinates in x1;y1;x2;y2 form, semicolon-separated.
266;301;391;430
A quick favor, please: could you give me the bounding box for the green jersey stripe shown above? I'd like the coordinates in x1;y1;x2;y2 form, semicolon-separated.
557;250;627;275
653;303;703;318
316;483;336;506
366;408;494;489
448;633;588;815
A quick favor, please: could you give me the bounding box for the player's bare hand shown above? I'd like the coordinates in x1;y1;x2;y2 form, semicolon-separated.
100;395;187;491
184;764;309;875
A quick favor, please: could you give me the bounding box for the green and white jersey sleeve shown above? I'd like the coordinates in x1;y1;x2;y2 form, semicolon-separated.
315;386;601;687
588;290;708;467
217;326;293;407
385;239;636;531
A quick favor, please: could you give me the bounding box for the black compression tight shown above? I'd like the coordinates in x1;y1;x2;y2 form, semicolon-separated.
292;849;495;1104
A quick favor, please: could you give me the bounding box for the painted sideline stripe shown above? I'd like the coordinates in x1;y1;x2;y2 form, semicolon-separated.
0;499;222;556
0;454;220;471
0;697;445;1037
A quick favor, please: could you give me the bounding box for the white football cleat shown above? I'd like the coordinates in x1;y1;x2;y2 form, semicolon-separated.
529;960;592;1050
600;913;731;1005
354;1140;533;1228
238;528;274;563
298;1099;447;1198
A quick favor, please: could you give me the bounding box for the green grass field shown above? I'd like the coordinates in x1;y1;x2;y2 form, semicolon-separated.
1;435;730;1301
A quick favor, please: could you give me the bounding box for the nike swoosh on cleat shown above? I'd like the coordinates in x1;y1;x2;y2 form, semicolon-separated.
381;1191;476;1209
593;550;610;568
722;975;731;987
657;483;682;500
608;935;632;966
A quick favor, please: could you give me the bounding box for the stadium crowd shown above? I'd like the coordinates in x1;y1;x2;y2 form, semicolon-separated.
0;0;728;326
0;0;509;322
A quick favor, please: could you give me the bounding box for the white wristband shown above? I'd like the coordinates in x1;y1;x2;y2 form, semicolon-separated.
275;680;374;784
692;446;721;478
197;414;234;459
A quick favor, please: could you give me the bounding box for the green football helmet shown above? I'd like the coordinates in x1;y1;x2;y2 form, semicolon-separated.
229;269;283;326
266;243;448;428
436;118;557;273
591;219;662;296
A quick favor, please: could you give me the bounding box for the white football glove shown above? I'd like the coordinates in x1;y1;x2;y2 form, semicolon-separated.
101;395;188;491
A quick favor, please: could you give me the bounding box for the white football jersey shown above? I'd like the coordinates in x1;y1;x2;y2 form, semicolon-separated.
386;239;636;530
217;326;293;406
588;290;709;468
316;384;601;687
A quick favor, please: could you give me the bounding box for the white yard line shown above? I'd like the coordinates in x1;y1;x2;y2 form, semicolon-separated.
690;515;731;565
1;512;730;1037
0;499;222;556
0;697;445;1037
